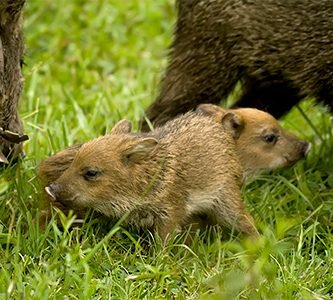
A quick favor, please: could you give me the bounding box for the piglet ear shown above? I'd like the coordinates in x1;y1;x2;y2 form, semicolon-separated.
111;120;132;134
221;112;244;139
123;138;158;163
196;104;227;117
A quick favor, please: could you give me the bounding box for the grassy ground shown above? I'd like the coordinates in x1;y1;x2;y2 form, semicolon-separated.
1;0;333;298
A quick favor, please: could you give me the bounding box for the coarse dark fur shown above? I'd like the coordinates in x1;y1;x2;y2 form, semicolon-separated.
142;0;333;130
0;0;26;163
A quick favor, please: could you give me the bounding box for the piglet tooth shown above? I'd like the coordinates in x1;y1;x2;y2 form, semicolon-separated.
45;186;57;201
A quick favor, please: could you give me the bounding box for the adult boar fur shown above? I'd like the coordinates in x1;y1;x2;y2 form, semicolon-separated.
143;0;333;129
0;0;26;163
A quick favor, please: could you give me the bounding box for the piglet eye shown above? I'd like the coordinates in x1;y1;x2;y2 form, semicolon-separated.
83;169;101;181
263;134;278;144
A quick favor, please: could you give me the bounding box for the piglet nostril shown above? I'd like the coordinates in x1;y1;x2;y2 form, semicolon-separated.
45;185;57;201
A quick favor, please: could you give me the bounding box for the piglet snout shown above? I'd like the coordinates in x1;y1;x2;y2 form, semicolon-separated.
302;142;311;155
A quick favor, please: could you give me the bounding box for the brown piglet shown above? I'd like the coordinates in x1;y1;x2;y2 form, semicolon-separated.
196;104;310;179
43;113;258;240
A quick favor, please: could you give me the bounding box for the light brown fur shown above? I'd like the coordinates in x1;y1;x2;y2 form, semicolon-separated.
43;113;259;240
39;106;309;231
196;104;310;179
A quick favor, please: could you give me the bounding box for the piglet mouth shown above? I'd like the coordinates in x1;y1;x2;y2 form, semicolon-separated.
284;152;307;167
284;156;300;167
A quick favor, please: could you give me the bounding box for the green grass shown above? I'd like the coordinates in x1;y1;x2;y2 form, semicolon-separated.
1;0;333;298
